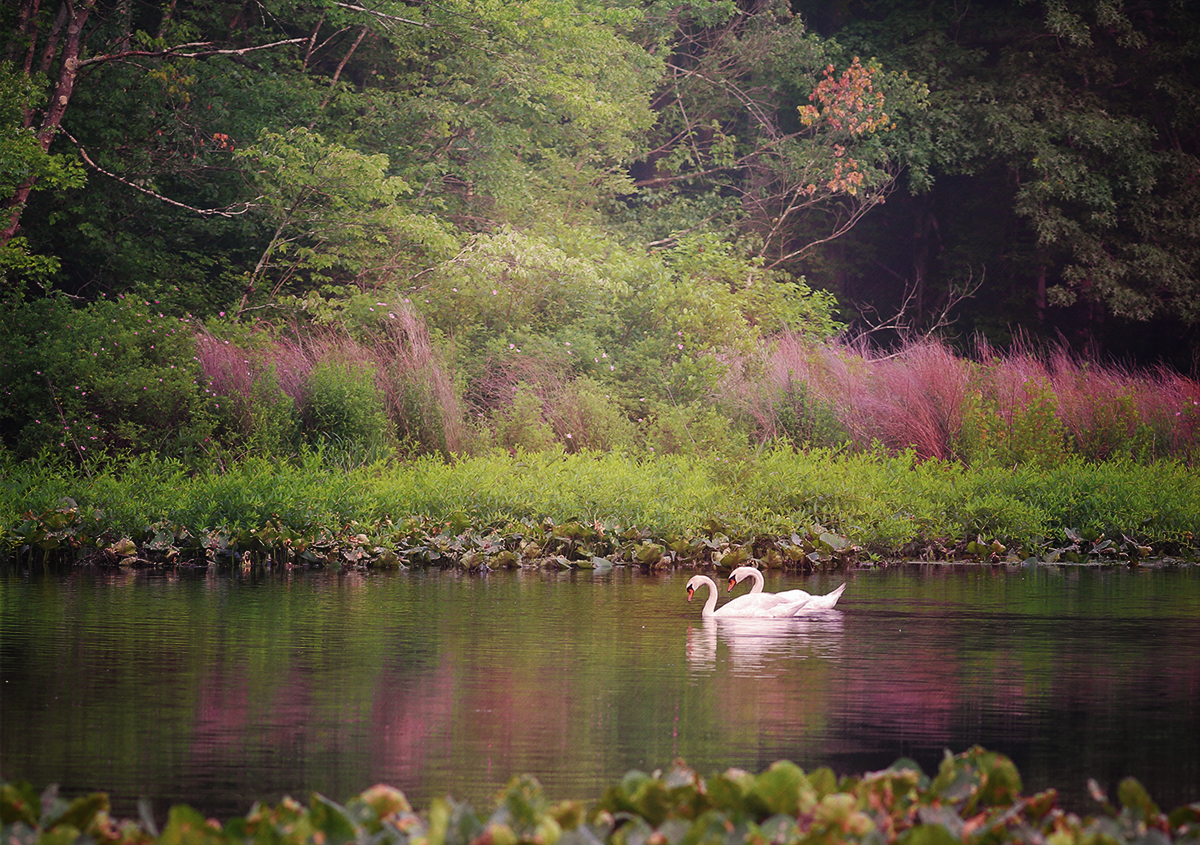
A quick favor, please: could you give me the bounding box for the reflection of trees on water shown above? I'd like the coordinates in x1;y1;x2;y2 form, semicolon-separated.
7;567;1200;821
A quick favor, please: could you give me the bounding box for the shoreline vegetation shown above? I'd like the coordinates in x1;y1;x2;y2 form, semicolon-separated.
3;447;1198;569
4;298;1200;570
4;0;1200;573
4;747;1200;845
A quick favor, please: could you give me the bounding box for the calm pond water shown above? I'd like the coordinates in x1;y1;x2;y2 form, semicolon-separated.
2;563;1199;822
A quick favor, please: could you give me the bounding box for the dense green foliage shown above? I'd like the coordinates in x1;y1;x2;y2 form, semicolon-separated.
3;289;1198;470
5;748;1200;845
0;293;216;460
3;447;1197;567
2;0;1199;560
4;0;1198;368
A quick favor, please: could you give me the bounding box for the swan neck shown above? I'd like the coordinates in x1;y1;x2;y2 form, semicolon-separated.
700;576;719;616
749;568;765;593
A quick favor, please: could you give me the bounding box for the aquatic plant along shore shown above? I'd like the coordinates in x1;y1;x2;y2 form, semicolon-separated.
3;747;1198;845
3;447;1198;568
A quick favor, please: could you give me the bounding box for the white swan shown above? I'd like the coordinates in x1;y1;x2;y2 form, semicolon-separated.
726;566;848;612
686;575;821;618
727;566;812;603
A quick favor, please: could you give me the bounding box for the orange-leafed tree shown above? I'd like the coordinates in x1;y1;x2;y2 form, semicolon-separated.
623;0;926;272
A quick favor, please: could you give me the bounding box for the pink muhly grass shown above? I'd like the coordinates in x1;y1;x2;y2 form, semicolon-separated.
373;311;465;454
1043;345;1200;461
722;332;860;445
471;355;587;451
854;339;972;460
268;337;313;404
750;334;971;459
289;323;465;455
195;306;464;456
470;354;565;415
194;331;279;435
1145;365;1200;456
741;332;1200;463
470;354;629;453
194;332;255;400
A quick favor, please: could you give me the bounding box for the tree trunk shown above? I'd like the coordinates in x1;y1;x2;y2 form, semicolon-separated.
1;0;96;247
1035;265;1046;325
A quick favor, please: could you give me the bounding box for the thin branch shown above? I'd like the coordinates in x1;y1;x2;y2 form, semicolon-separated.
44;376;92;478
332;2;431;28
763;179;897;269
853;268;986;356
303;11;326;68
61;129;258;218
77;37;308;68
318;25;369;111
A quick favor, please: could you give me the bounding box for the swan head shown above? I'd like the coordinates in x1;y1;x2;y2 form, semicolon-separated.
685;575;706;601
727;565;759;592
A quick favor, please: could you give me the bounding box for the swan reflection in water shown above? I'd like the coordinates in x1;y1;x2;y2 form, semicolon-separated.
685;611;845;676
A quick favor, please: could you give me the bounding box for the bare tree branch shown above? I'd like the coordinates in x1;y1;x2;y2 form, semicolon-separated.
61;130;258;218
852;268;985;355
77;37;308;68
318;25;370;111
332;2;430;29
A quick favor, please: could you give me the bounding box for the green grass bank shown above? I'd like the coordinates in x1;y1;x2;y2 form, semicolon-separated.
4;448;1197;568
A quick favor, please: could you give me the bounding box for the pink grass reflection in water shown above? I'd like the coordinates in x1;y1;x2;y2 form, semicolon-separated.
1;564;1199;821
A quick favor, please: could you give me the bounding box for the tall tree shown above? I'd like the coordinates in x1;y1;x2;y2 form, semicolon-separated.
0;0;663;307
615;0;924;272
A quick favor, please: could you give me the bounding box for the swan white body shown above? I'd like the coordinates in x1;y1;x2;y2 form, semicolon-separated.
727;566;812;604
723;566;848;612
686;574;829;618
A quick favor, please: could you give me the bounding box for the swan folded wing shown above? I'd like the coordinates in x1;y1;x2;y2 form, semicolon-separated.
712;591;807;617
791;581;847;613
732;582;846;617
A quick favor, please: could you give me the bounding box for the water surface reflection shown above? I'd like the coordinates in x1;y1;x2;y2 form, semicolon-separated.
686;613;845;676
1;564;1198;822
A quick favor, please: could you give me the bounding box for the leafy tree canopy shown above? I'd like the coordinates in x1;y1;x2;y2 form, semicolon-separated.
0;0;1196;367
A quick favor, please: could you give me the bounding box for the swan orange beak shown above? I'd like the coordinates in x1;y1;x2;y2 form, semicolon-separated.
726;577;736;592
686;586;695;602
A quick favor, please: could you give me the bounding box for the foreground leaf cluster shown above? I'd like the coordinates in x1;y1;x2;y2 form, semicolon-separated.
4;748;1200;845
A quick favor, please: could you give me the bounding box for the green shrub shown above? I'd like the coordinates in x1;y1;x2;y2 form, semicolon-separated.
955;380;1067;469
491;383;560;453
241;370;299;457
544;378;636;453
202;346;299;460
301;360;394;463
1069;393;1141;462
385;376;450;455
775;378;850;449
645;401;753;458
0;293;215;464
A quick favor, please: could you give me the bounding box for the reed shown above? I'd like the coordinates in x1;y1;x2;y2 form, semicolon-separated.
730;333;1200;465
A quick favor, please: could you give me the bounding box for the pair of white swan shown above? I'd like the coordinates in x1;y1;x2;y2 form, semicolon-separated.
685;565;847;618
